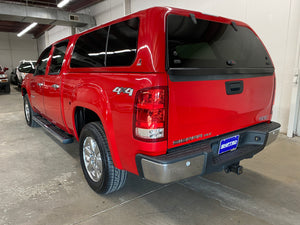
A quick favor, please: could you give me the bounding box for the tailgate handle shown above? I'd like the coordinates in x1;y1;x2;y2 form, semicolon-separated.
225;81;244;95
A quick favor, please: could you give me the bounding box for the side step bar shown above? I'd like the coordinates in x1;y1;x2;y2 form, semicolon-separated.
33;115;73;144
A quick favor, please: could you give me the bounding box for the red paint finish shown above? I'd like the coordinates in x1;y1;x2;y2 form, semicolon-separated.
167;76;275;149
22;7;276;176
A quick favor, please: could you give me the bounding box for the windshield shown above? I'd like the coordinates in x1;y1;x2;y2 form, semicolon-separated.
18;62;34;73
167;14;274;75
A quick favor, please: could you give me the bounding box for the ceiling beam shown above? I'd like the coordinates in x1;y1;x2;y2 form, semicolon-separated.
0;2;96;28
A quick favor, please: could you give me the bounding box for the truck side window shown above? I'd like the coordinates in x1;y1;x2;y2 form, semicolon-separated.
34;46;51;76
49;40;69;75
70;27;108;68
106;18;139;67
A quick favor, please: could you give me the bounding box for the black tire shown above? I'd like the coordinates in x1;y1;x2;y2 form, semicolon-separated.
5;84;10;94
79;122;127;194
23;94;39;127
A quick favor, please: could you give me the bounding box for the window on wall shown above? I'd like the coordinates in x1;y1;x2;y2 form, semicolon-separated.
70;28;108;68
70;17;139;68
49;40;69;74
34;46;51;76
106;17;139;67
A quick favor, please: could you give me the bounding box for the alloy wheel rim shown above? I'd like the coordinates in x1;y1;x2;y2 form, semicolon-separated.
25;101;30;122
83;136;103;182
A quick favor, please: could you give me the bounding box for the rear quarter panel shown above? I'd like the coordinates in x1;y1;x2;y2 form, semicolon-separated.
62;71;168;174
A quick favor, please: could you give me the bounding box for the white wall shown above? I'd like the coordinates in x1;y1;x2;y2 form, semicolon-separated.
79;0;125;25
37;25;72;55
0;32;38;70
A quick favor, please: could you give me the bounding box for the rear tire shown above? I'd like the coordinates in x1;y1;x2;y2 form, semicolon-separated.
79;122;127;194
23;94;39;127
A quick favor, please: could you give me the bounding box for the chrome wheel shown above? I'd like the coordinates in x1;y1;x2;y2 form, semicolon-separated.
83;136;103;182
24;100;30;122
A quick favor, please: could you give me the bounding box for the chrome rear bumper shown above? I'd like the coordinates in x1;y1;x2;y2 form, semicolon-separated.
266;127;280;146
136;122;280;184
140;154;205;184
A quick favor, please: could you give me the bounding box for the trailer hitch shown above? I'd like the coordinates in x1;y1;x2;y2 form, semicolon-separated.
224;163;243;175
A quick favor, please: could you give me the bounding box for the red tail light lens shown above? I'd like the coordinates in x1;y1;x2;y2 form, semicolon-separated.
133;87;168;141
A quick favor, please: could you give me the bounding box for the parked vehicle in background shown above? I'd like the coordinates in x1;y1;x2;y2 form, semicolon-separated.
16;60;36;87
0;65;10;93
22;7;280;194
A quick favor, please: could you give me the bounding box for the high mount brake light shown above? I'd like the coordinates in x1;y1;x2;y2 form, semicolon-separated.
133;87;168;142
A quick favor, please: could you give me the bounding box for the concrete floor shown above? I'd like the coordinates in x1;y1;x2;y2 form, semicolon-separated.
1;86;300;225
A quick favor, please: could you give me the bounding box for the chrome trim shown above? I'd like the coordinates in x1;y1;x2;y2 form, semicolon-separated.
52;84;60;89
141;155;205;184
83;137;103;182
266;127;280;146
24;100;30;122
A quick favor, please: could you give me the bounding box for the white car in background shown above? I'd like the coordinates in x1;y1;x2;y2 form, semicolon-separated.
16;60;36;86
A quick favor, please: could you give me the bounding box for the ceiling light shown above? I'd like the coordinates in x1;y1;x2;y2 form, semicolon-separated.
17;22;38;37
57;0;70;8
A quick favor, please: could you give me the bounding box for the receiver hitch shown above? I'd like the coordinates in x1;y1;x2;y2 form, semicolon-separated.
224;163;243;175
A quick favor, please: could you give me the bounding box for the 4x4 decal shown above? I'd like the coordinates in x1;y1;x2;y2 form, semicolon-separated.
113;87;134;96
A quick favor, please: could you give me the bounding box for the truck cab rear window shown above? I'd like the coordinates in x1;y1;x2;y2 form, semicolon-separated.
49;40;69;74
167;14;274;75
71;18;139;68
34;46;51;76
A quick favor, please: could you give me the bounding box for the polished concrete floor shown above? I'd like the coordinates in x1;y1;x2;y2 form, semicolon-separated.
1;86;300;225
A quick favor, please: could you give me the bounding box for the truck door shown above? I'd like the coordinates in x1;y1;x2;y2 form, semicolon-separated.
30;46;52;115
43;40;69;128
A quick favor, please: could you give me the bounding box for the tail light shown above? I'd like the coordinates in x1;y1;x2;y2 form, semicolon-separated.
133;86;168;142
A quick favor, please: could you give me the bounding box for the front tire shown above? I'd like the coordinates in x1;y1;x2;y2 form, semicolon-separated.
79;122;127;194
23;94;39;127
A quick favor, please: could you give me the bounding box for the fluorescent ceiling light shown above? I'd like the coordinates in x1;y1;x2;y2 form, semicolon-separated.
57;0;70;8
17;22;38;37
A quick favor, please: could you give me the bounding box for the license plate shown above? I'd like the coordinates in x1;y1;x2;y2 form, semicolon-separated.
218;135;240;155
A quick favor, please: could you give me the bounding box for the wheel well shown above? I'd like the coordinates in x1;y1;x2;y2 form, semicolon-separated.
75;107;102;137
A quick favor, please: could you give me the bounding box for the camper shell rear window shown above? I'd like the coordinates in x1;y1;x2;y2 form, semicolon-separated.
166;14;274;78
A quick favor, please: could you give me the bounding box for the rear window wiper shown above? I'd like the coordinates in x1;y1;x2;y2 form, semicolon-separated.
189;13;197;24
231;21;238;31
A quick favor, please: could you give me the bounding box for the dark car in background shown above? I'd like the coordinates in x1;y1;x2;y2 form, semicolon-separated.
10;68;18;85
0;65;10;93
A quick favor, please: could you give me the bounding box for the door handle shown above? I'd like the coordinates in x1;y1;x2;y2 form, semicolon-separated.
225;81;244;95
52;84;60;90
37;83;44;87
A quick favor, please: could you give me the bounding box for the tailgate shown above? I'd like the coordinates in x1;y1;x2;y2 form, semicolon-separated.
166;14;275;148
167;76;275;148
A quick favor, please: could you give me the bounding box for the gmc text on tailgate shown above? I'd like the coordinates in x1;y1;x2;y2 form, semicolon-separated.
21;7;281;194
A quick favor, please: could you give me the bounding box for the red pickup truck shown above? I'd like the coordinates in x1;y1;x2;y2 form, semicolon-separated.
22;7;280;194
